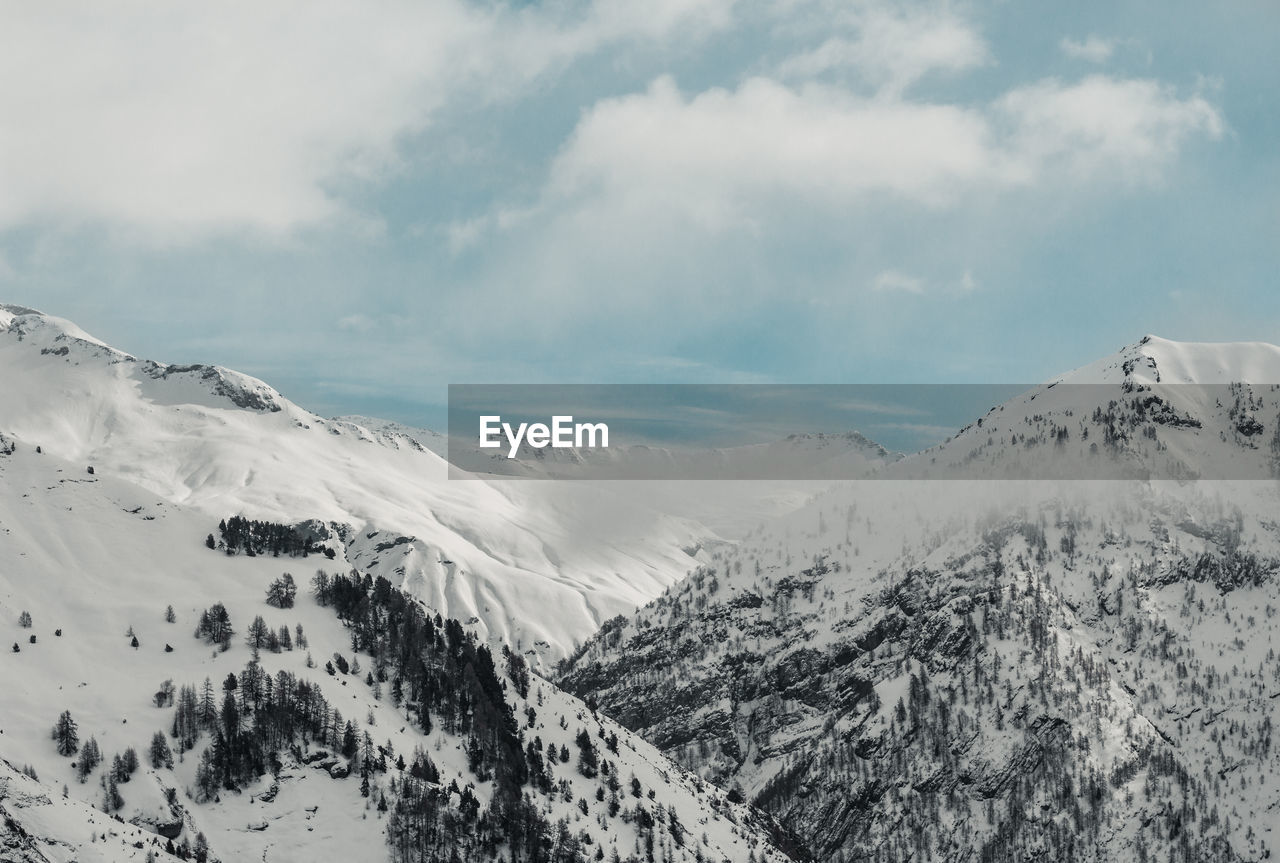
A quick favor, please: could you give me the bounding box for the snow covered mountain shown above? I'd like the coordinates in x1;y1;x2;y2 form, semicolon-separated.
0;304;730;665
888;334;1280;480
9;306;1280;862
332;415;448;458
0;306;799;861
559;335;1280;862
0;304;909;665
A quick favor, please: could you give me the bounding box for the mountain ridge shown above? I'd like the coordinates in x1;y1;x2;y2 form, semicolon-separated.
557;334;1280;862
0;304;727;664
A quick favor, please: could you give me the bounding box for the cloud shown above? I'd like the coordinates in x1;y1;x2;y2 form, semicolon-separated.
529;72;1221;233
433;61;1223;354
0;0;734;242
867;268;977;297
872;270;926;294
777;5;990;94
995;75;1224;183
1060;35;1117;64
545;75;1000;225
337;314;376;334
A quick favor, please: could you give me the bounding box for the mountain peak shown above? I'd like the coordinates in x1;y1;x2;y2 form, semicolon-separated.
0;302;122;354
1060;333;1280;387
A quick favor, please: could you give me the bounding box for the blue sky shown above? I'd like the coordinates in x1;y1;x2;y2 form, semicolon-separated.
1;1;1276;449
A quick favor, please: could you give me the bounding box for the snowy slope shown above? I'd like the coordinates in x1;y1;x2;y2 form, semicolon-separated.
1;757;182;862
0;440;791;863
0;304;729;664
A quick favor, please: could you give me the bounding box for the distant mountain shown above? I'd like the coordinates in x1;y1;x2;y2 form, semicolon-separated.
558;335;1280;862
887;335;1280;480
451;428;901;481
333;415;448;458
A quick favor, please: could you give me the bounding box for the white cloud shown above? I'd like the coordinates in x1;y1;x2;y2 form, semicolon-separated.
1060;35;1117;64
546;76;1001;224
530;73;1222;232
995;75;1224;183
778;5;990;94
437;65;1222;331
0;0;734;242
872;270;926;294
861;268;976;297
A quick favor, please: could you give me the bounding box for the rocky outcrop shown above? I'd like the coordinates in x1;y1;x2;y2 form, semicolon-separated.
561;496;1266;862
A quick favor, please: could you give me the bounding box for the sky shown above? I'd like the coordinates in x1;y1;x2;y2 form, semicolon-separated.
1;0;1276;449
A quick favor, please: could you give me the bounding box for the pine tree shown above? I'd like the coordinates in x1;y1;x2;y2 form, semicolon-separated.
246;615;270;652
122;747;140;778
266;573;297;608
51;710;79;756
77;737;101;782
199;677;218;728
149;731;173;769
103;771;123;811
195;747;219;803
195;603;233;650
575;728;599;778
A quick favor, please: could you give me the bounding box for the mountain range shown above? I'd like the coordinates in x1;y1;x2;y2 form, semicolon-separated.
559;335;1280;862
3;303;1280;862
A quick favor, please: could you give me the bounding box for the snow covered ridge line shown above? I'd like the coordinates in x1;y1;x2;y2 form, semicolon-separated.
451;382;1280;479
0;302;287;415
1;302;731;664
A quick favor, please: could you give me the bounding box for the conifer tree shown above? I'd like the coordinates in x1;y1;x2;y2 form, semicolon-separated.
51;710;78;756
77;737;101;783
149;731;173;769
